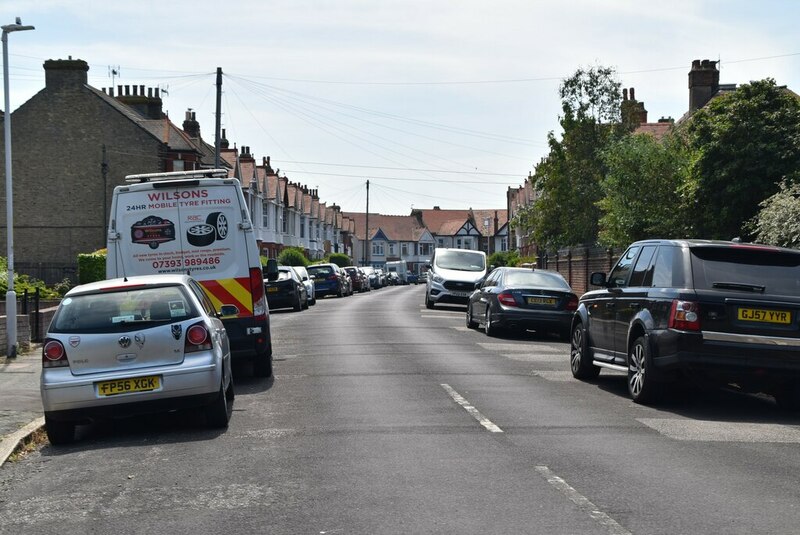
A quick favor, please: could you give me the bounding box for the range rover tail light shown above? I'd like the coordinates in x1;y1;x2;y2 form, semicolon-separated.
669;299;701;331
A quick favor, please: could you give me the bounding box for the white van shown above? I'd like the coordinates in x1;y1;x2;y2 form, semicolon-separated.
106;169;274;377
425;248;487;308
384;260;409;284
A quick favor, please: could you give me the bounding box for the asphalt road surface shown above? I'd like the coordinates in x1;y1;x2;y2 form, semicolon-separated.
2;284;800;534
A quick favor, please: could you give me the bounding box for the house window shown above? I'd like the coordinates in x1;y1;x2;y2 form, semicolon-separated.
388;243;396;256
262;202;270;229
275;204;280;231
372;241;384;256
437;238;445;247
282;209;288;233
501;237;508;252
300;217;305;238
173;159;185;171
418;243;432;256
456;238;463;249
401;243;408;257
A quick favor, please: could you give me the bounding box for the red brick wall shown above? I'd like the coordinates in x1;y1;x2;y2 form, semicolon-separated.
539;246;622;296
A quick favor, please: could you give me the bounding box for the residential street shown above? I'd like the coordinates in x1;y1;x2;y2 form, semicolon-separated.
2;284;800;534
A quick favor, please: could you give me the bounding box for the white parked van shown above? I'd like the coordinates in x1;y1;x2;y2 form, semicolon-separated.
425;248;487;308
106;169;274;377
384;260;409;284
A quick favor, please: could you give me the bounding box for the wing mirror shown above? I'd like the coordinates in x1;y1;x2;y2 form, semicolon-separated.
590;272;607;287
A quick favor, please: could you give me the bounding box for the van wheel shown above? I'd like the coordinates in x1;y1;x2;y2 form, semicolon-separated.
253;351;273;378
425;295;434;309
206;212;229;240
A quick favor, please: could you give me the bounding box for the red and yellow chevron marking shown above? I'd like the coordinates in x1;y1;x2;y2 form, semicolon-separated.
200;277;253;317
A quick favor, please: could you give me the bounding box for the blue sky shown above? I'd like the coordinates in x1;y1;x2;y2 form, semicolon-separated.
2;1;799;214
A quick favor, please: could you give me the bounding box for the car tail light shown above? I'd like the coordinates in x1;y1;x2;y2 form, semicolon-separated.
498;292;518;307
327;274;338;281
42;339;68;368
565;296;579;311
185;323;212;353
250;267;266;317
668;299;701;331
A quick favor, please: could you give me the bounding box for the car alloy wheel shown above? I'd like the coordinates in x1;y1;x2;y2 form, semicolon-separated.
484;308;496;337
466;306;478;329
570;322;600;380
627;336;662;404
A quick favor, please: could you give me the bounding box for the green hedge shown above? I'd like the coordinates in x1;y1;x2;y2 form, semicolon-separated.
78;252;107;284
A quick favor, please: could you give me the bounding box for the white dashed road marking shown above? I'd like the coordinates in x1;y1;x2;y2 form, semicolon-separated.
477;342;564;353
535;465;633;535
440;384;503;433
638;418;800;442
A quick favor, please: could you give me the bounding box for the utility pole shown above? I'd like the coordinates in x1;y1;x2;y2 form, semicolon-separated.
364;179;370;267
214;67;222;169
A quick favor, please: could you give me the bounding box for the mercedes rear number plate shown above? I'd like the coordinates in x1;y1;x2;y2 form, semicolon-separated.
527;297;557;306
737;308;791;324
96;376;161;396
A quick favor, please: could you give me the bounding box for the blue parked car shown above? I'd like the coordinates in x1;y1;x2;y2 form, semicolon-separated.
407;273;419;284
307;263;348;298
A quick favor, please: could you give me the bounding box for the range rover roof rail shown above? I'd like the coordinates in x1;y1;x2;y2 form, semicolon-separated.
124;169;229;183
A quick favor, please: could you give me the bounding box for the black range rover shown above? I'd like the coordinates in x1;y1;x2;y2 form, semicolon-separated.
569;239;800;408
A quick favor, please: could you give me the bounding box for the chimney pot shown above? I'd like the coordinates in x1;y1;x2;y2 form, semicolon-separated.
140;84;145;96
124;85;130;95
630;87;635;100
623;88;628;100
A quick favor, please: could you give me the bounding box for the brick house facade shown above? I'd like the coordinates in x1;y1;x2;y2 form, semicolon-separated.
0;58;204;282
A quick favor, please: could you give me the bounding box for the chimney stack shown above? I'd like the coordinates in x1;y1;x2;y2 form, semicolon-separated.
688;59;720;112
43;58;89;91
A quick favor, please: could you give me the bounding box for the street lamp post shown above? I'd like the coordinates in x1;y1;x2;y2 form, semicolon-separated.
2;18;34;358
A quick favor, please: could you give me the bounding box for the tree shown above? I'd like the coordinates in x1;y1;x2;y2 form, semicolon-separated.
748;175;800;248
685;78;800;240
597;131;693;247
520;65;627;249
487;250;520;268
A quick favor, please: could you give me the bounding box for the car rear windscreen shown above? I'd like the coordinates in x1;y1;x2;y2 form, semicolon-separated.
51;285;198;333
691;246;800;295
504;271;571;290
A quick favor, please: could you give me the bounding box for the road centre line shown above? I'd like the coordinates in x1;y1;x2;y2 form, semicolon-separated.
440;384;503;433
534;465;632;535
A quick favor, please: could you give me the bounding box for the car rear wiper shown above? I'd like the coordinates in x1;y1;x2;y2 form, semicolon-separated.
712;282;766;292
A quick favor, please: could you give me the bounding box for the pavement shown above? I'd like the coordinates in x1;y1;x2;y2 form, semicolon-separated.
0;344;44;467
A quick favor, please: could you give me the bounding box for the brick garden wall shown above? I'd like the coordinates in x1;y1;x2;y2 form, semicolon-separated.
539;246;623;296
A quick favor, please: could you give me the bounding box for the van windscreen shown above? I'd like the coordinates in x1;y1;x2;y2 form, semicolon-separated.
435;250;486;272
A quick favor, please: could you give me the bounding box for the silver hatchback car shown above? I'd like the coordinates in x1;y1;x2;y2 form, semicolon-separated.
40;274;234;444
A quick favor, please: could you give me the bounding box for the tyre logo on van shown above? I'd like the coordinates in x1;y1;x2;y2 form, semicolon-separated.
131;216;176;249
186;212;228;247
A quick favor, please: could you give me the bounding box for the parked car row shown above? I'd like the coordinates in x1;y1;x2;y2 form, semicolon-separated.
451;239;800;411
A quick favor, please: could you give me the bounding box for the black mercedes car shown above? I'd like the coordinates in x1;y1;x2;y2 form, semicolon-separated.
570;239;800;408
466;267;578;339
264;266;308;312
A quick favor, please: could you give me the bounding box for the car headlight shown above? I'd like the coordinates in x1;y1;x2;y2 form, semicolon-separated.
432;274;445;284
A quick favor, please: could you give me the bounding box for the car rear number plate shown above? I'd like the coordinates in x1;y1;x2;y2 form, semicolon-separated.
267;287;278;293
527;297;557;306
96;376;161;396
738;308;791;324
